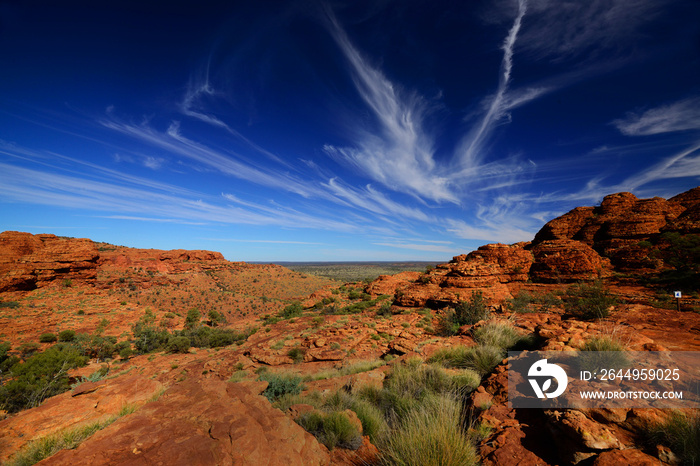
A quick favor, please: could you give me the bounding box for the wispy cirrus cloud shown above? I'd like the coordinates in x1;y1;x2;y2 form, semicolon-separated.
612;96;700;136
0;158;358;232
458;0;528;168
321;6;456;204
102;118;321;199
516;0;664;61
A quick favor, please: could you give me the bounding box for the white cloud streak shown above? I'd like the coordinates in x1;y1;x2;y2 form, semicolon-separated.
0;161;358;232
517;0;664;61
612;97;700;136
321;7;456;204
458;0;527;168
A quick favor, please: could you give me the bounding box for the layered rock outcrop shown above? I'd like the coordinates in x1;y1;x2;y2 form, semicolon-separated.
0;231;230;292
383;186;700;306
0;232;99;292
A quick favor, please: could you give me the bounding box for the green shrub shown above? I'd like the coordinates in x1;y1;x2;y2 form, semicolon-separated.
379;394;478;466
376;302;392;317
436;291;490;335
0;344;88;413
643;411;699;465
287;346;306;363
563;281;617;320
184;308;201;329
58;330;76;342
507;290;561;313
207;310;226;326
0;300;20;309
19;342;40;356
0;341;18;374
297;410;362;450
280;302;303;319
258;372;305;401
131;322;170;354
166;336;191;353
39;333;57;343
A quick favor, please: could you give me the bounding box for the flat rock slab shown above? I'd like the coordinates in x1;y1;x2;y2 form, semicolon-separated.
40;379;330;466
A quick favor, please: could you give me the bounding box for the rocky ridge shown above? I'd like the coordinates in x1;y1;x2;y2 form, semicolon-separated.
394;187;700;307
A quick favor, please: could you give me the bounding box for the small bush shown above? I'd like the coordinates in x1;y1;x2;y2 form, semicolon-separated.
0;344;88;413
207;310;226;326
563;281;617;320
258;372;305;401
166;336;191;354
19;342;40;356
39;333;57;343
0;301;20;309
58;330;76;342
184;308;200;329
437;291;490;335
287;346;306;363
280;302;303;319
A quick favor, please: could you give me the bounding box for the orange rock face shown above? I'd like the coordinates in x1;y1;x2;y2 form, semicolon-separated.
0;232;99;292
0;231;233;293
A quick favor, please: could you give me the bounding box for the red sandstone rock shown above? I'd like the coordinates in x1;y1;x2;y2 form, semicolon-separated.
0;375;164;463
0;232;99;292
592;448;661;466
39;379;330;466
365;271;421;297
529;239;611;282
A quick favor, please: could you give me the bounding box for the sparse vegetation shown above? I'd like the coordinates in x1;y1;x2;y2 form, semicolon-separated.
379;394;479;466
436;291;490;335
296;410;362;450
258;372;306;401
39;333;57;343
642;410;699;465
0;343;88;413
577;335;629;373
563;280;617;320
507;290;561;313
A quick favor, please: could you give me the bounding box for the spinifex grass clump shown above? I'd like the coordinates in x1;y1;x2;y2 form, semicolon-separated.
507;290;561;313
577;335;629;373
296;411;363;450
287;358;482;459
430;320;533;376
643;410;699;465
379;394;479;466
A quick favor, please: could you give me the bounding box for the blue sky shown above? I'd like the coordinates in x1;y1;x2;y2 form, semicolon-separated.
1;0;699;262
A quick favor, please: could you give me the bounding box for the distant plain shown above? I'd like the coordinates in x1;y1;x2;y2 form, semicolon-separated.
270;261;439;282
